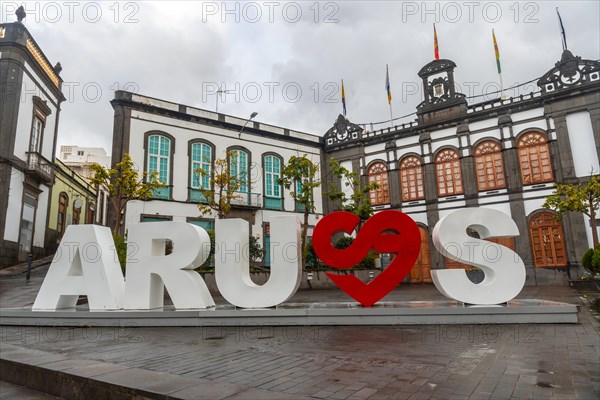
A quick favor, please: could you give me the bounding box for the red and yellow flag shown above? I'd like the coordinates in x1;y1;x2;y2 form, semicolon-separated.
433;24;439;60
341;79;347;116
492;30;501;74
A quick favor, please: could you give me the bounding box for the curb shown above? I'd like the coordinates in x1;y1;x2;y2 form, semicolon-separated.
0;344;309;400
0;255;54;277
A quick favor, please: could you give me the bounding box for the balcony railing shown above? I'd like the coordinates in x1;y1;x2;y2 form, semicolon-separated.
231;191;261;208
25;152;54;183
189;189;261;208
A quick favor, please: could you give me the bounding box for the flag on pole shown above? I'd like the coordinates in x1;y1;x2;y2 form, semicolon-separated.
492;29;501;74
385;65;392;105
556;7;568;51
433;24;440;60
341;79;347;116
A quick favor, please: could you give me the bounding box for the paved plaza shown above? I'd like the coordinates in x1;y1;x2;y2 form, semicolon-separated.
0;265;599;399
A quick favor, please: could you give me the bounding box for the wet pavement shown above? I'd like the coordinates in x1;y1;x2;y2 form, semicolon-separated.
1;266;599;399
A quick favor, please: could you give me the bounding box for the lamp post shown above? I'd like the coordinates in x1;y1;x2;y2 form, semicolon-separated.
239;112;258;138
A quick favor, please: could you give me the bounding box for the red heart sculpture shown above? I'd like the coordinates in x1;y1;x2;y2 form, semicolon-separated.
312;211;421;307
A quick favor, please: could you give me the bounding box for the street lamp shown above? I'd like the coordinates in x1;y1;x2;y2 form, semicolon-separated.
239;112;258;138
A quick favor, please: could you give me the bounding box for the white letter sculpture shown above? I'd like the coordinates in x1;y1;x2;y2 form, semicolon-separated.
33;225;125;310
215;216;302;308
124;222;215;310
431;208;526;305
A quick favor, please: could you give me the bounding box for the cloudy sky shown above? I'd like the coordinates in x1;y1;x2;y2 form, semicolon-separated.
3;1;599;156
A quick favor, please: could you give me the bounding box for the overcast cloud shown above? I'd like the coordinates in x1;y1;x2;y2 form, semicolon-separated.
2;1;599;156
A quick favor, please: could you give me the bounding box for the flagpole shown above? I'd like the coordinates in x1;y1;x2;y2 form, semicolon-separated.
556;7;568;51
492;30;505;100
386;64;393;128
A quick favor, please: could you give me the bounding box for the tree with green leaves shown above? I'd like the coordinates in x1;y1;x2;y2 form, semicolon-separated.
196;150;248;219
89;153;165;235
279;154;321;267
543;175;600;247
325;157;379;230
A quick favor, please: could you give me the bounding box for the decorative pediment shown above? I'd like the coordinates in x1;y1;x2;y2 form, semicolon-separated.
418;59;457;78
324;114;363;146
537;50;600;94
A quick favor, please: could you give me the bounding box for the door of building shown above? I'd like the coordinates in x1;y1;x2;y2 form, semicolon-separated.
410;226;432;283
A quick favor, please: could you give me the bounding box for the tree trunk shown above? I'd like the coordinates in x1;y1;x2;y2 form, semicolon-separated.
590;198;598;247
301;209;309;268
112;200;122;236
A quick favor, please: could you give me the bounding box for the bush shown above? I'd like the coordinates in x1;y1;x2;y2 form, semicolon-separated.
582;248;594;269
201;229;215;269
591;248;600;274
249;235;263;264
113;233;127;271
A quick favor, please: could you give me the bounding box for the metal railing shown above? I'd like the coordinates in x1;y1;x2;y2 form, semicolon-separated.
25;152;54;182
189;189;262;208
230;191;262;208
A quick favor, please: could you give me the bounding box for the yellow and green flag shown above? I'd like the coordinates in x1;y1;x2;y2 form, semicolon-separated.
492;29;501;74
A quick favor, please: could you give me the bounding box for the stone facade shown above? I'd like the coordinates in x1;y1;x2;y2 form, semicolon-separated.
322;50;600;285
0;22;65;267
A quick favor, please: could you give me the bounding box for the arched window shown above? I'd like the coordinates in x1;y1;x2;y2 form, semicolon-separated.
147;134;172;199
190;142;213;189
264;154;283;210
518;132;553;185
474;141;506;191
436;149;463;196
400;156;424;201
368;162;390;205
529;212;567;267
229;148;249;193
72;202;81;225
57;193;68;236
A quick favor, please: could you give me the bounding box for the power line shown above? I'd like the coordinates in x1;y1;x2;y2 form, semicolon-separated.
357;74;545;128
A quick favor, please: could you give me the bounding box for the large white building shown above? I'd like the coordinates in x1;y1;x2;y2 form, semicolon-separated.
110;91;323;265
322;49;600;284
109;49;598;284
0;19;65;266
58;146;111;181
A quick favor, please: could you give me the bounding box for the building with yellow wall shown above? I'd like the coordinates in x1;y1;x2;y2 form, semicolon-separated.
45;159;98;251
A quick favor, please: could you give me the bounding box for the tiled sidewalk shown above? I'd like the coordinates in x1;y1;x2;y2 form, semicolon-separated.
1;267;599;399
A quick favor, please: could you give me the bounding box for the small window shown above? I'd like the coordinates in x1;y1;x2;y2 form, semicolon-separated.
77;150;84;156
30;116;43;153
518;132;553;185
229;149;249;193
400;156;425;201
368;162;390;205
191;142;212;189
72;202;81;225
474;141;506;191
264;154;283;210
57;193;68;236
146;134;172;199
436;149;463;196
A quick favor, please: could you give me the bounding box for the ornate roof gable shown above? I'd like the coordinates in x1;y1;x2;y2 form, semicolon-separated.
537;50;600;94
324;114;364;146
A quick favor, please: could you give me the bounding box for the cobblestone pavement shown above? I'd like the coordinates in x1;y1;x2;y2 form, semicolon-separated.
1;267;599;399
